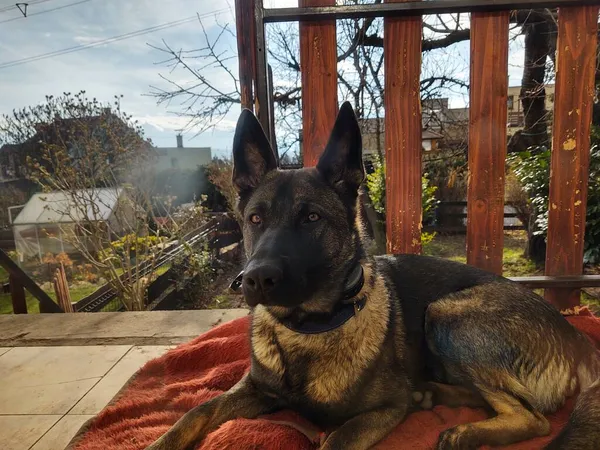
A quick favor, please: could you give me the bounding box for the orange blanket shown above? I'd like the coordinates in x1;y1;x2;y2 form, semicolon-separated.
70;308;600;450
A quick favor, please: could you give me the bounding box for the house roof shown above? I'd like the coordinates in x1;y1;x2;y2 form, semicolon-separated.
13;188;123;225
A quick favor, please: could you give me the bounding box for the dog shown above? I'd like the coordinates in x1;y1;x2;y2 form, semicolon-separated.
146;102;600;450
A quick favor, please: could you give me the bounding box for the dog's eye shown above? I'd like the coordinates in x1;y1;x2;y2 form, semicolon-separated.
250;214;262;225
307;212;320;222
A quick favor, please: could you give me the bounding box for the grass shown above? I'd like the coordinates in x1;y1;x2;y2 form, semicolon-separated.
423;230;600;313
0;264;171;314
423;231;540;277
0;283;100;314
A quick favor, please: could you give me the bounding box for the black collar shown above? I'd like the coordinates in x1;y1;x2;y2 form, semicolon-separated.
229;264;366;335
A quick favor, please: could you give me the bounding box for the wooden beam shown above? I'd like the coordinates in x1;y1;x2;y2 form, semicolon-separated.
510;275;600;289
253;0;271;139
9;275;27;314
384;0;423;254
0;249;62;313
235;0;256;111
545;6;599;309
466;11;510;274
299;0;338;167
264;0;600;22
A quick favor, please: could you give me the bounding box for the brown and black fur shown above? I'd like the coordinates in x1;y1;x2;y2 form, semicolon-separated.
146;103;600;450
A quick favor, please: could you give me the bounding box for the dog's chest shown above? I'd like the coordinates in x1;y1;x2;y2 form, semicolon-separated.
251;306;388;405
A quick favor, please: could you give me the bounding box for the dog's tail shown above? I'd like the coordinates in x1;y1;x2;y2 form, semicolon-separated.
545;353;600;450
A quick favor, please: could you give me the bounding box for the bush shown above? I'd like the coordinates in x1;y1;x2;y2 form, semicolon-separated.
101;234;165;261
508;127;600;264
365;154;439;239
40;252;74;281
205;158;238;216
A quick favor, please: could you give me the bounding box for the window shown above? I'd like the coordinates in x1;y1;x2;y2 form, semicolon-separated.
171;157;179;168
507;96;514;110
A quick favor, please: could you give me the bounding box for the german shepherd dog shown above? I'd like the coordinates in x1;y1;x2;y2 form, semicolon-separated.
147;103;600;450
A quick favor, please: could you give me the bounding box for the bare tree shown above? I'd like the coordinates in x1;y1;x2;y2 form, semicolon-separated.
0;92;201;310
147;2;474;160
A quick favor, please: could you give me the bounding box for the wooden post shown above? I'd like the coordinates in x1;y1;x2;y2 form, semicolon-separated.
299;0;338;167
0;249;62;313
9;275;27;314
53;263;74;313
235;0;256;111
545;6;599;309
466;11;510;274
384;0;423;254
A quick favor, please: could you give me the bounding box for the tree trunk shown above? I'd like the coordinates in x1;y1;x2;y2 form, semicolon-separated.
507;15;556;155
507;11;557;264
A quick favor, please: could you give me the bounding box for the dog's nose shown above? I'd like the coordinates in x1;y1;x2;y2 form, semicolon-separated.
243;264;282;295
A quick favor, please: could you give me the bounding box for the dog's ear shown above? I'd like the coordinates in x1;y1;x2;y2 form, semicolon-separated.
232;109;277;194
316;101;365;193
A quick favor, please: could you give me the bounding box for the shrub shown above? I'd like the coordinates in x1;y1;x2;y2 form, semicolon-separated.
40;252;74;281
365;154;439;243
508;127;600;264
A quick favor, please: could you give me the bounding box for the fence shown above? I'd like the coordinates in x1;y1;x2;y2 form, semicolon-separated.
236;0;600;310
428;202;525;234
1;213;242;314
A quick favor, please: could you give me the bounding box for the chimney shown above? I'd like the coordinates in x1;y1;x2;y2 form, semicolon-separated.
176;134;183;148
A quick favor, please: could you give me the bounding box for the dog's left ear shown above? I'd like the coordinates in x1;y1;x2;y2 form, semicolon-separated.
316;101;365;194
232;109;278;195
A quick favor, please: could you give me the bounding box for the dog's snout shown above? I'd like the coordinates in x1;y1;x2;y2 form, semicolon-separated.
243;264;282;297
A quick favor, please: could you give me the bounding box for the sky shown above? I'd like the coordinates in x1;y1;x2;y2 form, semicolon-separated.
0;0;527;159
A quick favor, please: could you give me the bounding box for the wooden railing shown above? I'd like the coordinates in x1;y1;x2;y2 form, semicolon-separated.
237;0;600;310
0;249;62;314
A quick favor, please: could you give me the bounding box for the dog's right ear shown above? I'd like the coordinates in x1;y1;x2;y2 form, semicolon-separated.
232;109;277;195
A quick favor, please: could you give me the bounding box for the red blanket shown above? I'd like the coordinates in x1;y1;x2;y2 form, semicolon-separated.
70;308;600;450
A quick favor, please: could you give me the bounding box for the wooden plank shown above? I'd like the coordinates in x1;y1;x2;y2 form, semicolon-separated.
510;275;600;289
268;64;278;161
0;249;62;313
466;11;509;274
264;1;600;23
9;275;27;314
253;0;271;138
384;0;423;254
545;6;599;309
235;0;256;111
299;0;338;167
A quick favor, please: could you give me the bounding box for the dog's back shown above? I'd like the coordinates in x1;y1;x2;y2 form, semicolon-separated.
378;254;600;449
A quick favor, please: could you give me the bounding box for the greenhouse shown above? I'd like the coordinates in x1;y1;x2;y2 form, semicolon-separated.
12;188;130;261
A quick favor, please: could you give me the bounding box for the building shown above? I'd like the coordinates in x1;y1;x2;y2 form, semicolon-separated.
12;188;134;261
359;117;444;158
355;84;556;157
506;84;555;135
153;135;212;172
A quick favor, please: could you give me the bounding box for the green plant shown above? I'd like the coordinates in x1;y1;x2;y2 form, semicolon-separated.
508;126;600;264
365;155;439;243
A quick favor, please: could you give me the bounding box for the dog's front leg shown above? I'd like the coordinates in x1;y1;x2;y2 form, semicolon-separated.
146;375;279;450
320;405;408;450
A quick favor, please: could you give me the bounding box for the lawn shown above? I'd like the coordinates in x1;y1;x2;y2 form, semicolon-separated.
0;283;100;314
0;263;172;314
423;230;600;313
423;230;539;277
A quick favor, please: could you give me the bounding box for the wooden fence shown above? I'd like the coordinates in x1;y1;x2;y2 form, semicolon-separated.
1;213;242;314
236;0;600;310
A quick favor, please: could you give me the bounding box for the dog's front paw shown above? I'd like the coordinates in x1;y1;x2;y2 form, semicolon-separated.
436;425;477;450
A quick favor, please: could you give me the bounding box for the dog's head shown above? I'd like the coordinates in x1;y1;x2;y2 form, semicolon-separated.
232;102;365;315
